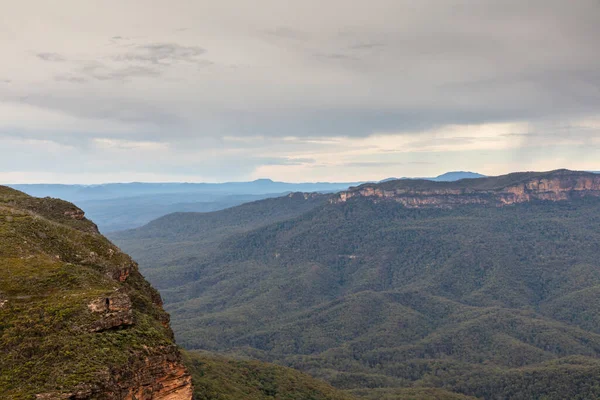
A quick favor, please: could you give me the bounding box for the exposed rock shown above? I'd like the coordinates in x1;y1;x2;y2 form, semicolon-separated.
88;293;134;332
38;354;194;399
64;208;86;220
88;312;134;332
110;263;133;282
88;293;132;313
332;171;600;208
123;359;193;400
35;384;94;400
102;346;193;400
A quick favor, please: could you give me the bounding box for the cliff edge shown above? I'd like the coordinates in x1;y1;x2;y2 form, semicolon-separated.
0;186;192;399
332;169;600;208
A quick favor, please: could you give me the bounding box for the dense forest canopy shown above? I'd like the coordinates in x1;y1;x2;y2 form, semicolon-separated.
113;171;600;399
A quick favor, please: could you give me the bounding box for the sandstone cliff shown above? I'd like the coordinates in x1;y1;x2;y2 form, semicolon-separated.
0;186;192;399
332;170;600;208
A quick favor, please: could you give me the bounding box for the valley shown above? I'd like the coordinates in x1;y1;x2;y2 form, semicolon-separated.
4;170;600;399
0;185;353;400
113;170;600;399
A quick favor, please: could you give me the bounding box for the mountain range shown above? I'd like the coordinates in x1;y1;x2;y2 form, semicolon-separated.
7;172;486;233
379;171;486;183
5;169;600;399
112;169;600;399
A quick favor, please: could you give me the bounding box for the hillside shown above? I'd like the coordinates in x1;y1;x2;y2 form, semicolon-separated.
77;192;279;233
9;180;359;233
0;186;193;399
184;351;356;400
113;170;600;399
0;186;356;400
109;192;328;290
184;351;473;400
10;172;486;233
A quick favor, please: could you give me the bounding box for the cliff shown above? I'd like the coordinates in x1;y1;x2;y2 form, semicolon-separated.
0;186;192;399
332;169;600;208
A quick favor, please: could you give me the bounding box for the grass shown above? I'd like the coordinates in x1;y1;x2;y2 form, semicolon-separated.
0;187;174;398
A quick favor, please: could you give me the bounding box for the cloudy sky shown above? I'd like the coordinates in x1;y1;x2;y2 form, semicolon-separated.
1;0;599;183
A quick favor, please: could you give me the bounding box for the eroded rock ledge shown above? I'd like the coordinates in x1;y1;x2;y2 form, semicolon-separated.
88;293;134;332
36;347;193;400
332;171;600;208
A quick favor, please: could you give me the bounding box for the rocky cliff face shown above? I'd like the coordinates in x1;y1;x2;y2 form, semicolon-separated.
0;186;192;400
332;171;600;208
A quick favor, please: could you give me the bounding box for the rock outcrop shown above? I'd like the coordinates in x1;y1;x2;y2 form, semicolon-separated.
88;292;134;332
0;185;193;399
332;170;600;208
117;346;193;400
64;208;86;220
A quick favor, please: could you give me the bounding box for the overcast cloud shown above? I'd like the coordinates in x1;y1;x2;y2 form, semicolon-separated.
1;0;599;183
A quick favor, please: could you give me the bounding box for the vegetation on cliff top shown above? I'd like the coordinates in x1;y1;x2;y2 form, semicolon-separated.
353;169;598;192
0;186;179;399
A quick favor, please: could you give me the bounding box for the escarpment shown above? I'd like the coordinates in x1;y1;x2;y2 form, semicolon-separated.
0;186;192;399
332;169;600;208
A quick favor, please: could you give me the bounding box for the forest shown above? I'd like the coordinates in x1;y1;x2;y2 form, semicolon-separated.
113;175;600;399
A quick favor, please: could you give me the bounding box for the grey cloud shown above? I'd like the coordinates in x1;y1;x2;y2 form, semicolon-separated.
109;36;132;45
55;62;161;84
215;107;529;139
113;43;208;65
502;123;600;147
17;1;600;141
37;52;66;62
4;0;600;182
348;42;385;50
314;52;358;61
51;41;211;85
81;62;161;81
6;91;180;130
343;161;434;168
54;75;87;84
261;157;317;166
264;27;308;41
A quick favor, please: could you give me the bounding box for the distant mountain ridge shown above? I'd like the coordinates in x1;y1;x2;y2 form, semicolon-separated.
7;180;362;202
430;171;486;181
380;171;486;183
7;172;485;232
8;172;487;203
337;169;600;208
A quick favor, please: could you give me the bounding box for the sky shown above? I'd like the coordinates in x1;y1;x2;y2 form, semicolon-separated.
1;0;599;184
